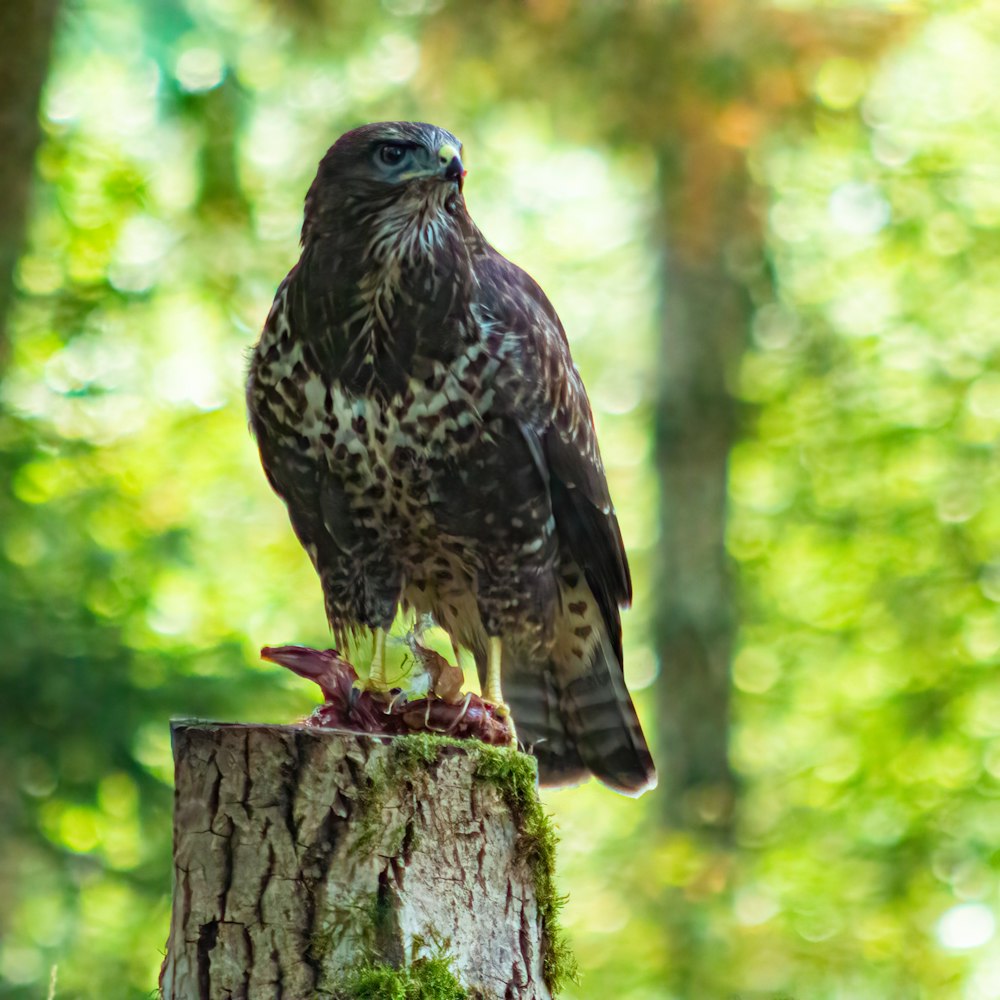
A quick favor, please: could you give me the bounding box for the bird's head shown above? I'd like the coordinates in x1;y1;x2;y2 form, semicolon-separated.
302;121;468;245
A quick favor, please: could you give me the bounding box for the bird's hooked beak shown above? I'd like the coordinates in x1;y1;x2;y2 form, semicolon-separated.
438;143;466;191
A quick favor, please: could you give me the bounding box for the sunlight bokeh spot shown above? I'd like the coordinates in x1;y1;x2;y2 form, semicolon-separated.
938;904;997;951
813;57;867;110
175;46;226;93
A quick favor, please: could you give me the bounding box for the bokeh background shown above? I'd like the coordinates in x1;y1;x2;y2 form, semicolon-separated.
2;0;998;997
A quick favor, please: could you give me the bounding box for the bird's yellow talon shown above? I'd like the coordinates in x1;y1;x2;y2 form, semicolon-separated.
483;636;504;705
482;638;517;746
495;703;518;748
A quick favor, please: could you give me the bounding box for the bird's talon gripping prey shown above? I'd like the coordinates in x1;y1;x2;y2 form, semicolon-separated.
248;121;656;794
494;703;519;749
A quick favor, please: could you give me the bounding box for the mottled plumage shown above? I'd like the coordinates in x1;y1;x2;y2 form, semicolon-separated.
247;122;656;794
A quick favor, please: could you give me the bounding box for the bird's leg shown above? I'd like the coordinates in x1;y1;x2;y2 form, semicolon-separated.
484;636;505;705
367;628;389;691
484;636;517;747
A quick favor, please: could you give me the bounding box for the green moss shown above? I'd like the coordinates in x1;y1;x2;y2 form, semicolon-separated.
388;731;451;771
349;733;578;996
470;742;538;814
331;955;468;1000
352;734;452;857
471;745;579;995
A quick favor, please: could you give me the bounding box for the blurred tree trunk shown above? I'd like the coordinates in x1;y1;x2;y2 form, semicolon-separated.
0;0;60;370
645;11;900;833
651;141;756;833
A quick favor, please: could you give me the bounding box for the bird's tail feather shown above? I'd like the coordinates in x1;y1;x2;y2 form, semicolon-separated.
504;631;657;796
504;662;589;789
557;628;657;796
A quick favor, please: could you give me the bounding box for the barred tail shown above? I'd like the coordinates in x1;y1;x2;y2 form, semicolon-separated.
505;628;657;796
504;661;590;789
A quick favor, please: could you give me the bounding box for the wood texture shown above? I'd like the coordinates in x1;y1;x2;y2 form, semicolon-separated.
160;722;551;1000
0;0;60;365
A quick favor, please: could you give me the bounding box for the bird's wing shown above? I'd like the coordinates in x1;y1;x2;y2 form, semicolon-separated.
476;250;632;650
474;248;653;794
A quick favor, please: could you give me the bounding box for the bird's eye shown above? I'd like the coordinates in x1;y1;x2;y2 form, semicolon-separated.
377;144;407;166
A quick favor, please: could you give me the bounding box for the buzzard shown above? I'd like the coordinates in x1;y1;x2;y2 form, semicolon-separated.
247;122;656;794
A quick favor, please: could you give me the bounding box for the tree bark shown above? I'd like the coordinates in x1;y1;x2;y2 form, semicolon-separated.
160;723;554;1000
652;146;754;834
0;0;60;368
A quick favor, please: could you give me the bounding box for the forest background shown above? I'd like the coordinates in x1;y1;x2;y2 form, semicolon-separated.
1;0;998;997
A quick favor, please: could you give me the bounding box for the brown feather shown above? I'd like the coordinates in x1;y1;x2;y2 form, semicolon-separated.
247;122;656;794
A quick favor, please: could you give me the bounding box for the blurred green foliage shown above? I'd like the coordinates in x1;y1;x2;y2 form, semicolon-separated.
1;0;998;998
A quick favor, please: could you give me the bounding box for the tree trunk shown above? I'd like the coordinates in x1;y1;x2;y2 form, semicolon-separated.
160;723;560;1000
0;0;60;368
652;146;755;834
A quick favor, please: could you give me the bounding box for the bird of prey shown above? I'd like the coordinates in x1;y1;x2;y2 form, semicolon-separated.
247;121;656;794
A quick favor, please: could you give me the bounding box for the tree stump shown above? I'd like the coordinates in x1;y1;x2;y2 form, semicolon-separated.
159;722;571;999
